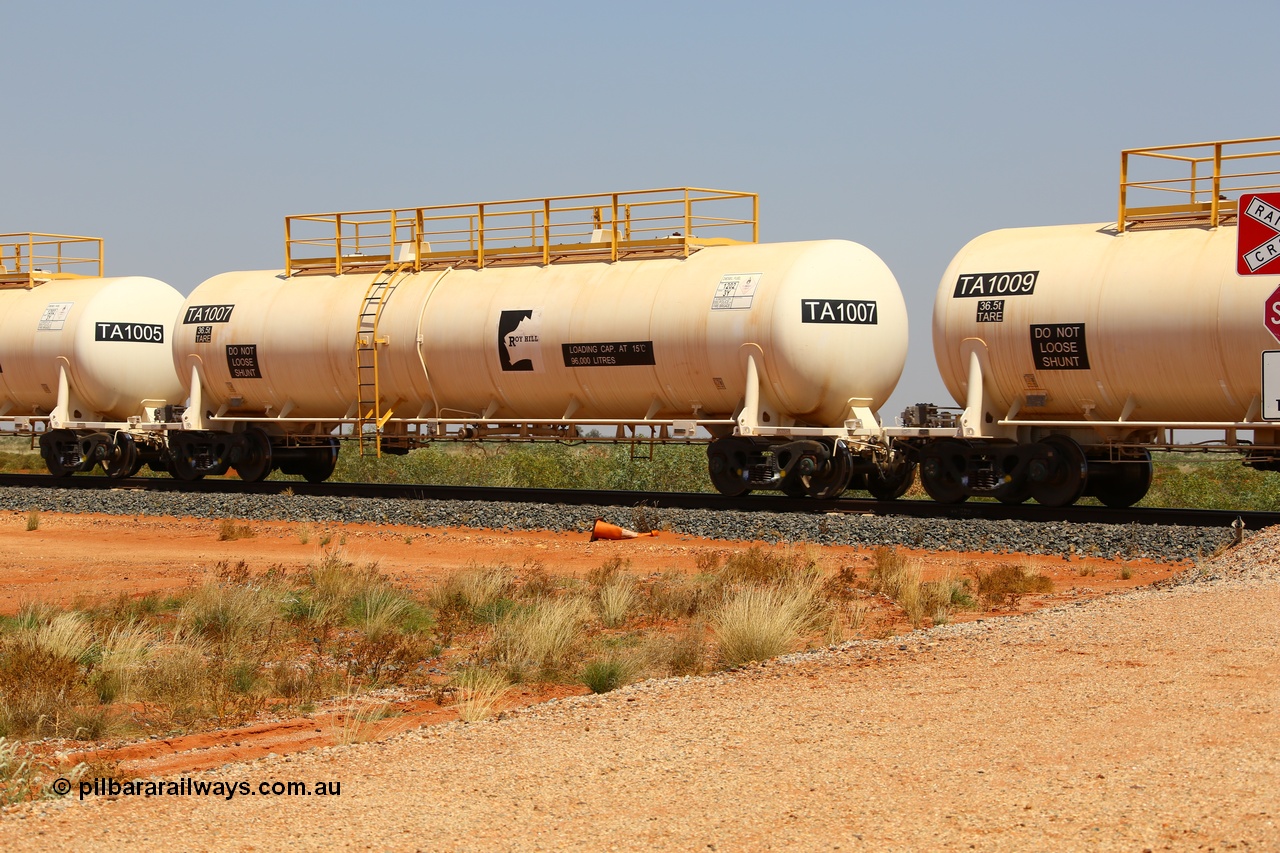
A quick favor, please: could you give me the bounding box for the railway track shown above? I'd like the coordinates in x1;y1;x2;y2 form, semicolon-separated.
0;473;1272;530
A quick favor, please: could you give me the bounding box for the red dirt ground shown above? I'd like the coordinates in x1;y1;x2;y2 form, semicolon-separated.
0;510;1181;777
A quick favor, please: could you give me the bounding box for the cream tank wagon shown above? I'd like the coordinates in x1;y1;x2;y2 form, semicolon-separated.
915;136;1280;507
168;188;915;498
0;233;186;477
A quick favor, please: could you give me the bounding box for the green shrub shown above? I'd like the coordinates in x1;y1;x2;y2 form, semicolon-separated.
331;441;714;492
581;656;633;693
1140;453;1280;510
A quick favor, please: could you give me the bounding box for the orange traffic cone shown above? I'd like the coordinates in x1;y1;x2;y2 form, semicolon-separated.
590;519;659;541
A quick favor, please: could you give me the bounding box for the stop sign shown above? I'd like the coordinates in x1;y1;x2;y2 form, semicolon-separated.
1266;283;1280;344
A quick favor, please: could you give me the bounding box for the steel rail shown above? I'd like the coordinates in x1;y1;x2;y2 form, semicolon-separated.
0;474;1271;530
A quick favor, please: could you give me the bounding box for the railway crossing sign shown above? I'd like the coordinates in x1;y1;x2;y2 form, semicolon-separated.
1239;193;1280;275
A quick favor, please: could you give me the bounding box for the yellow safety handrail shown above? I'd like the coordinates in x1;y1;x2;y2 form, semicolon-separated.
0;233;103;286
284;187;758;276
1118;136;1280;232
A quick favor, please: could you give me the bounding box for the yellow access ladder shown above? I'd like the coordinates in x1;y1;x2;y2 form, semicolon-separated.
355;262;409;456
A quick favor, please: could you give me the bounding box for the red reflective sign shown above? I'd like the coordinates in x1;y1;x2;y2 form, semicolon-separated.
1266;283;1280;344
1239;193;1280;275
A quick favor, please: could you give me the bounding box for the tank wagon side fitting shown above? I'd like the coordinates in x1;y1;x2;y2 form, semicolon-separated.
169;188;914;496
0;233;187;478
924;136;1280;507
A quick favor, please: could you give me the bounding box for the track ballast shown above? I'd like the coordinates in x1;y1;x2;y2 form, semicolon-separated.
0;473;1269;531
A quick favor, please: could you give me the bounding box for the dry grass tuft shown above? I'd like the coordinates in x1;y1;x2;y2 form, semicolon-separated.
94;621;154;703
867;548;976;627
0;737;43;804
348;586;413;642
329;696;396;745
432;566;514;620
491;597;589;676
25;509;39;532
712;584;822;667
140;632;212;722
180;578;279;646
646;573;719;620
586;557;627;588
0;637;92;738
645;621;707;676
867;547;925;626
217;519;256;541
32;612;95;664
596;575;637;628
451;668;509;722
717;546;819;588
972;564;1054;608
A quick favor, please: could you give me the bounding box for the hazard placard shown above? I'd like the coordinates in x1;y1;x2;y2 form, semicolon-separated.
1238;193;1280;275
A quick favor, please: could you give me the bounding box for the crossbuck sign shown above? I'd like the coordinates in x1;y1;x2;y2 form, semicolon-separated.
1238;193;1280;275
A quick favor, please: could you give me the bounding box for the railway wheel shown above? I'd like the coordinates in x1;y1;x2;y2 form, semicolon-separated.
1090;450;1153;508
805;445;854;499
865;458;916;501
300;439;339;484
779;444;853;499
103;434;141;479
779;474;809;498
778;441;826;498
233;428;273;483
39;430;78;478
707;439;752;497
919;438;969;504
1028;435;1087;507
169;446;205;482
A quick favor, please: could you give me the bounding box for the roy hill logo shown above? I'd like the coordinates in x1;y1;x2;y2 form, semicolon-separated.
498;309;542;372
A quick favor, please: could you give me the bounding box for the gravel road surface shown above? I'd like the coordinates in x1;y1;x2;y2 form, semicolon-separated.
3;533;1277;851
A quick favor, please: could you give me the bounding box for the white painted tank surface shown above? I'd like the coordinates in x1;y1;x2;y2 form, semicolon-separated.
0;276;186;421
934;223;1280;428
175;240;908;431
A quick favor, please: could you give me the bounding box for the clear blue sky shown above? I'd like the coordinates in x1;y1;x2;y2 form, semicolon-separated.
4;0;1273;416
